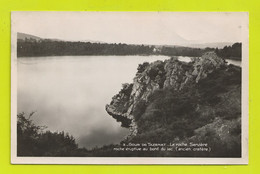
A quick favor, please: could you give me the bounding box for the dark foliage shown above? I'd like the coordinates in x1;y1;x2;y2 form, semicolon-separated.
198;65;241;105
127;63;241;157
17;36;242;61
216;42;242;60
17;39;216;58
132;99;147;121
17;112;82;156
160;46;209;57
17;39;155;57
135;86;200;141
137;62;149;74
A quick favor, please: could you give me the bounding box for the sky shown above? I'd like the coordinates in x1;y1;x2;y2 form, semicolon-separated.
12;12;247;45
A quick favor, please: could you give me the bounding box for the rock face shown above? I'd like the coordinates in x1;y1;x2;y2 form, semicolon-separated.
105;51;241;157
106;52;227;139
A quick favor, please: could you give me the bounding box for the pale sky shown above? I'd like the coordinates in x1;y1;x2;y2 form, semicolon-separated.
12;12;247;45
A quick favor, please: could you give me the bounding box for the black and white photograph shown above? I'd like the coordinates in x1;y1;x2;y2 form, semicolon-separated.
11;12;248;164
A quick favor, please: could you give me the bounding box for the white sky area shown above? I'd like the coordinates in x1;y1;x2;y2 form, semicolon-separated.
12;12;247;45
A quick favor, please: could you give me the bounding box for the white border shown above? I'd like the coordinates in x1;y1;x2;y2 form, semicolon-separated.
11;12;249;164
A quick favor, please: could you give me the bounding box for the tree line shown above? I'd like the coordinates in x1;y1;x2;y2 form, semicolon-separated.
215;43;242;60
17;39;154;57
17;38;241;60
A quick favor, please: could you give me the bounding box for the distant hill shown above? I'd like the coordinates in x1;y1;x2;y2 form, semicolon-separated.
17;32;42;41
79;39;107;44
155;42;235;49
17;32;63;42
183;42;234;49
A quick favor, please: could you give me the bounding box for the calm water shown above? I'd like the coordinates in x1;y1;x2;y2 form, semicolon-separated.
17;55;170;148
226;59;241;67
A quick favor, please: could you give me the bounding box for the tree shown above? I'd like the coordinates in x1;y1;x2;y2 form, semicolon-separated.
17;112;79;156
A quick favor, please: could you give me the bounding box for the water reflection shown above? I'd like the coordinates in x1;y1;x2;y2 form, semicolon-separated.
17;55;169;148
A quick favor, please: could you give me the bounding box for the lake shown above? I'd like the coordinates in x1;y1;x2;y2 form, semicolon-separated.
225;59;241;67
17;55;241;149
17;55;170;148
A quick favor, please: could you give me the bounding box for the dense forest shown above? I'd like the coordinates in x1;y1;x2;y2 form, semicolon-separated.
17;38;206;57
215;42;242;60
160;43;242;60
17;37;242;59
17;39;154;57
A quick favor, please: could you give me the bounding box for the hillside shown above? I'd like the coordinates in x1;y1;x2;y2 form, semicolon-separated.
106;52;241;157
17;32;42;41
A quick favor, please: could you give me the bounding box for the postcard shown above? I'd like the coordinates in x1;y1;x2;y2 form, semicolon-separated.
11;11;248;164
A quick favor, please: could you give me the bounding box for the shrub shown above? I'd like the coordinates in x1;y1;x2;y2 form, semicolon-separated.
137;62;149;74
17;112;80;156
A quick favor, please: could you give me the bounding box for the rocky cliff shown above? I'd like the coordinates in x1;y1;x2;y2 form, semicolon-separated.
106;52;241;157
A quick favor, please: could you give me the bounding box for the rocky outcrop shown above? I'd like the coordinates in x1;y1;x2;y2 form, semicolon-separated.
106;52;227;139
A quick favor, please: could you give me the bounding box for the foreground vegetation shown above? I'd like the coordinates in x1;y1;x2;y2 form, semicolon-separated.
17;112;85;156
